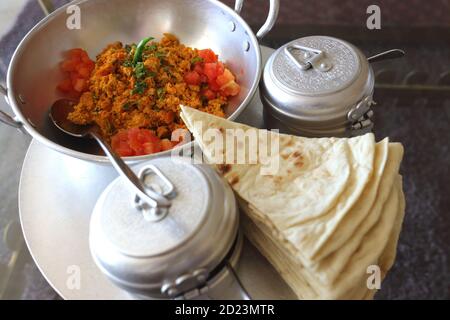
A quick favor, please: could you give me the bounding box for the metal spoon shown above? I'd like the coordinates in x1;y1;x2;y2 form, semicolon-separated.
49;99;171;208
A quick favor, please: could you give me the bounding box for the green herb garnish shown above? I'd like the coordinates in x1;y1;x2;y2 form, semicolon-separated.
155;51;166;59
191;56;203;64
122;60;133;67
134;62;148;79
157;87;165;99
147;44;157;51
132;81;148;95
122;101;138;111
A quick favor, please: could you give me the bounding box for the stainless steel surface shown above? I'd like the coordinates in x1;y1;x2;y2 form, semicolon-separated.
3;0;279;164
260;35;375;137
368;49;405;63
89;158;240;299
49;99;172;210
18;46;295;300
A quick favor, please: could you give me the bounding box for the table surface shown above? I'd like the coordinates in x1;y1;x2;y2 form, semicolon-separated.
0;0;449;300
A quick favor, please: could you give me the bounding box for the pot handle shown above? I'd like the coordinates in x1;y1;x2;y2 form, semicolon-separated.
38;0;55;16
234;0;280;40
0;85;22;129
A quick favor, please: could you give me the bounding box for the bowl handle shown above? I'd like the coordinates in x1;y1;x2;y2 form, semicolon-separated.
234;0;280;40
0;85;23;129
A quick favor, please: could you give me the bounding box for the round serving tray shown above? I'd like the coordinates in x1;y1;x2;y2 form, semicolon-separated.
18;46;295;300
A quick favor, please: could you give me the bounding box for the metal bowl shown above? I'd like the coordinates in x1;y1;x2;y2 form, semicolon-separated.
0;0;279;164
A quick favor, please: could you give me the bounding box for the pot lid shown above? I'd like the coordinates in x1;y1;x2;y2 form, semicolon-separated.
261;36;374;127
90;158;211;258
270;36;361;96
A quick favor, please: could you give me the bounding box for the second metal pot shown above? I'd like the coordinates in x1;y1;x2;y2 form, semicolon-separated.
260;36;403;137
89;157;250;299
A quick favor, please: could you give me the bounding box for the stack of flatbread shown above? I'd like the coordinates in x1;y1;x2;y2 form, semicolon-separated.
180;106;405;300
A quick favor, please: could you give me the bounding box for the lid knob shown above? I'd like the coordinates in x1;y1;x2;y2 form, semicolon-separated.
133;165;176;222
285;44;333;72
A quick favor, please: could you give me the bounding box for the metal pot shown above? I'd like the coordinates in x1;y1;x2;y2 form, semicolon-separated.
89;157;249;299
0;0;279;164
260;36;404;137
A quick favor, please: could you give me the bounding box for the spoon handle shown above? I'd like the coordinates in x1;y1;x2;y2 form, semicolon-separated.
367;49;405;63
90;131;171;208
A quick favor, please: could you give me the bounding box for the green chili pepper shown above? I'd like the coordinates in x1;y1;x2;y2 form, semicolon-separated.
132;37;154;66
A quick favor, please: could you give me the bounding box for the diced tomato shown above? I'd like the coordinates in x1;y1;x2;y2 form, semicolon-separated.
201;88;216;100
58;48;94;96
143;141;161;154
60;59;78;72
128;141;144;155
208;79;221;92
160;139;175;151
203;62;224;82
78;50;90;62
73;78;86;92
57;78;73;92
193;64;203;74
67;48;85;58
198;49;218;63
216;68;235;87
203;63;217;81
77;66;91;78
114;140;135;157
116;146;135;157
124;128;163;156
184;71;201;86
84;60;95;71
111;131;128;146
81;54;93;64
221;80;240;97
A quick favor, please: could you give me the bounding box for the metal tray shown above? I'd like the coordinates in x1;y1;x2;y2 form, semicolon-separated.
18;46;296;300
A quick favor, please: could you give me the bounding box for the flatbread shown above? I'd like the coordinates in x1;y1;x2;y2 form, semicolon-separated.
180;106;375;265
179;106;405;299
309;143;404;284
241;175;404;299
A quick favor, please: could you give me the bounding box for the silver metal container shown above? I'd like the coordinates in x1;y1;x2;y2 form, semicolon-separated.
260;36;403;137
89;157;249;299
0;0;279;164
